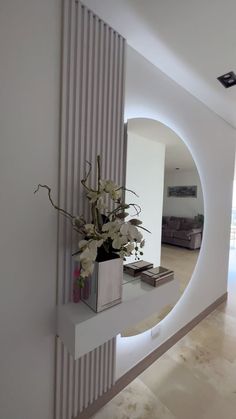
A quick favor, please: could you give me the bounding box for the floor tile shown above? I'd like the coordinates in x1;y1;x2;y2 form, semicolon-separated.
92;378;176;419
94;246;236;419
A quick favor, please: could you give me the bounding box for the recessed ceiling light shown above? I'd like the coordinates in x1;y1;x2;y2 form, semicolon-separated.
217;71;236;88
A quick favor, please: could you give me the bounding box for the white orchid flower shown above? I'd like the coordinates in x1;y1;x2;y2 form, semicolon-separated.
79;247;94;261
99;179;122;200
135;231;143;243
88;240;103;257
80;258;94;277
112;234;128;250
112;237;122;249
99;179;106;191
125;243;135;254
120;223;129;236
102;221;112;232
127;223;143;243
87;190;102;203
140;239;145;248
84;224;95;235
78;239;89;250
118;249;127;258
110;189;122;200
102;220;121;234
96;196;107;212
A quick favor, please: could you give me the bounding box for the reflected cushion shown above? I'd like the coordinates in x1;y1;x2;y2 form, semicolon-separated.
162;229;175;238
167;220;180;230
173;230;191;240
180;220;201;230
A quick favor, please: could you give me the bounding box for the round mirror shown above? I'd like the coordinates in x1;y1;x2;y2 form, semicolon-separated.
122;118;204;337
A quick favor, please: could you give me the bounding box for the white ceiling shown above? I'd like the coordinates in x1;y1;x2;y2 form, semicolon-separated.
128;118;196;171
83;0;236;128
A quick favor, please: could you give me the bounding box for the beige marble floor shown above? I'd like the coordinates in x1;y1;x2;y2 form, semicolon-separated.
160;244;199;294
122;245;199;337
92;248;236;419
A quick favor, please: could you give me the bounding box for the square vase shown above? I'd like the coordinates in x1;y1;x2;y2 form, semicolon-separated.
81;257;123;313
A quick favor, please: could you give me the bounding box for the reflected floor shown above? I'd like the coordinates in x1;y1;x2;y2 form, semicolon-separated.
92;249;236;419
122;245;199;337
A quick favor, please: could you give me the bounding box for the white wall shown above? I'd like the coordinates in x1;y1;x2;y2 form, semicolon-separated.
116;45;236;377
126;131;165;266
0;1;60;418
163;168;204;218
0;0;235;414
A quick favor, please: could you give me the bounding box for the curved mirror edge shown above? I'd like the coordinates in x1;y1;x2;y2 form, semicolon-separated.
121;117;204;337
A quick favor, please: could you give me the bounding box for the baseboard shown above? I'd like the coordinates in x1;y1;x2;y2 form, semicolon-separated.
77;292;228;419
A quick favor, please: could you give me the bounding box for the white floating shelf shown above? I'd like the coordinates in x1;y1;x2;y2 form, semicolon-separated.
57;274;180;359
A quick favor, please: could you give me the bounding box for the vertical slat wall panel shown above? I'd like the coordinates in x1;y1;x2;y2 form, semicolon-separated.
98;344;104;399
55;1;126;418
89;350;95;405
55;338;62;419
103;341;109;393
78;356;84;413
111;335;116;386
72;358;79;417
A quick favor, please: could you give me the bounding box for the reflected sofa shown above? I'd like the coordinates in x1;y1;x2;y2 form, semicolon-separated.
162;216;203;250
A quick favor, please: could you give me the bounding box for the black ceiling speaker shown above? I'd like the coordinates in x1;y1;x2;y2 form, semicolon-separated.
217;71;236;88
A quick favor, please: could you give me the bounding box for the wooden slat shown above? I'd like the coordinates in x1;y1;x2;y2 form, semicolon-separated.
56;1;126;417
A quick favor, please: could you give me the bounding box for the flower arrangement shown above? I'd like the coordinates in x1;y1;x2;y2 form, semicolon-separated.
35;156;149;286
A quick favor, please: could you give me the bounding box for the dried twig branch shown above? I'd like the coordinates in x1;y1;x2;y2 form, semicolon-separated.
128;203;142;217
34;184;74;220
81;160;96;192
137;225;151;234
107;203;128;219
117;186;139;197
97;155;101;192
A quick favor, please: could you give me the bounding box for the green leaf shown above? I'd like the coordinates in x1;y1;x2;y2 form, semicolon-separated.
116;212;129;219
129;219;143;226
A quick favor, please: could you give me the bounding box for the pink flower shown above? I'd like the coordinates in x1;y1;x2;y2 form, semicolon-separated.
73;268;81;303
73;268;81;278
73;283;81;303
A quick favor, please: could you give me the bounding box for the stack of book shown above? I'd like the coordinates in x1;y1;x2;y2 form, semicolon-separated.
141;266;174;287
124;260;154;277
